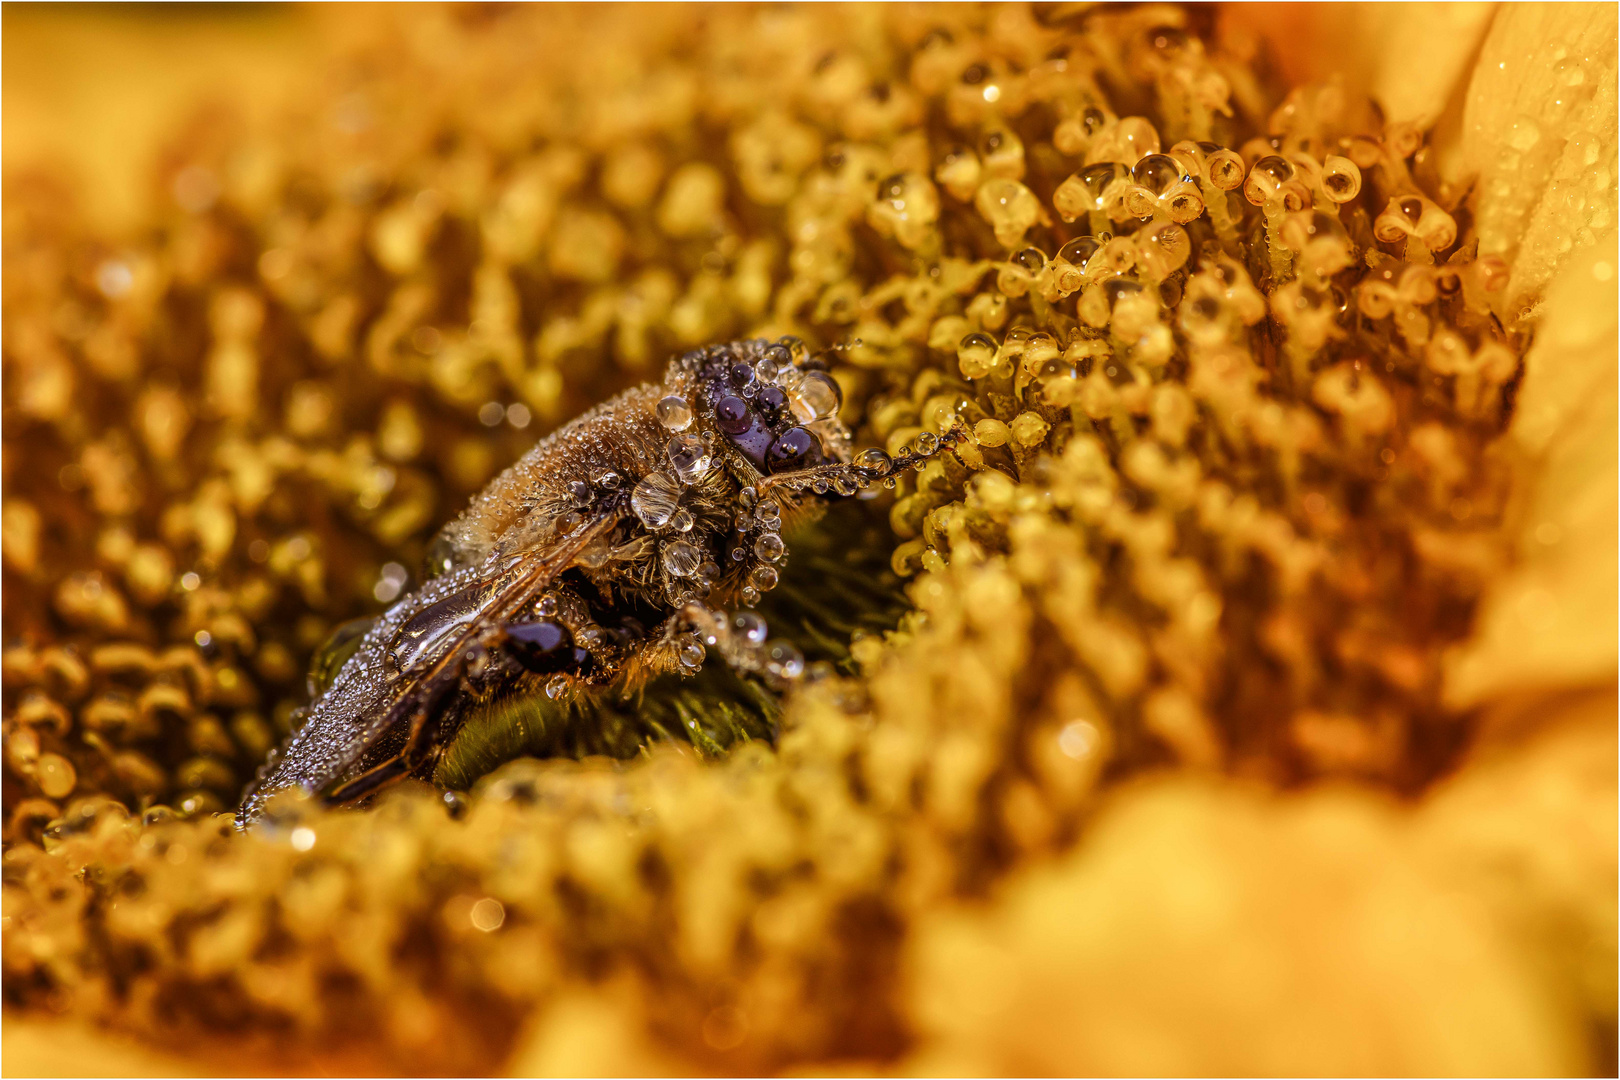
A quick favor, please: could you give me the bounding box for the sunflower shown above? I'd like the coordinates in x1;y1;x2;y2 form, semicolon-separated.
2;4;1614;1075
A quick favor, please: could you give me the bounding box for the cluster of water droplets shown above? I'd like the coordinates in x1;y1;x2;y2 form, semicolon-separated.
720;489;781;608
685;606;806;689
632;388;724;603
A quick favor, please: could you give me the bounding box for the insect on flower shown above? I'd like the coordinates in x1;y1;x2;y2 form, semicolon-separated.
238;338;965;826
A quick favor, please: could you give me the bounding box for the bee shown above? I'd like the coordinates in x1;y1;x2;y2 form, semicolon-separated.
237;338;964;826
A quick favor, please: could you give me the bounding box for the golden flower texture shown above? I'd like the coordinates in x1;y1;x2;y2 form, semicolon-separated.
2;4;1615;1075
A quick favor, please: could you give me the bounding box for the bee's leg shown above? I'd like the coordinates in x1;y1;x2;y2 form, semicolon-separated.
752;421;970;502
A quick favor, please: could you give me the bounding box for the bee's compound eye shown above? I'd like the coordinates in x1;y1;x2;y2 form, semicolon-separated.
756;385;788;418
506;620;593;675
767;427;815;471
714;395;752;434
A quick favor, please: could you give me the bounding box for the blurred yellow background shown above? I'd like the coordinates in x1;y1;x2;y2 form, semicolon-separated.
3;3;312;232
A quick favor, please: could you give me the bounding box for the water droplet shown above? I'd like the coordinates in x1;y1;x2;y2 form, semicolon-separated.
749;564;780;591
537;594;559;617
774;364;805;392
854;447;893;476
1136;221;1191;278
1115;117;1161;162
697;560;721;583
545;675;569;699
1061;238;1102;278
1104;278;1144;306
755;499;780;524
631;470;683;529
715;395;752;434
788;371;842;422
1244;155;1295;205
1200;146;1245;190
567;480;593;509
913;431;940;455
593;470;621;490
671;508;694;533
678;640;706;671
754;533;785;561
1012;247;1046;273
668;433;714;485
1131;153;1185;195
765;641;804;680
957;332;998;379
755;386;788;419
732;611;768;644
1321;156;1361;202
662;540;702;577
1055;163;1123;220
741;585;761;606
656;395;693;431
767;427;814;471
974;177;1040;244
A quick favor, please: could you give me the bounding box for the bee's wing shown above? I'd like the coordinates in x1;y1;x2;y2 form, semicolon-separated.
239;511;620;824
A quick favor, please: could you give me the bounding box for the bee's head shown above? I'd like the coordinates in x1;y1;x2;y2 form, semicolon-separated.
673;338;852;477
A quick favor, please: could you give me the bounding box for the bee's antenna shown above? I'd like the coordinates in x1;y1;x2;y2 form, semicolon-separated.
751;419;970;501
